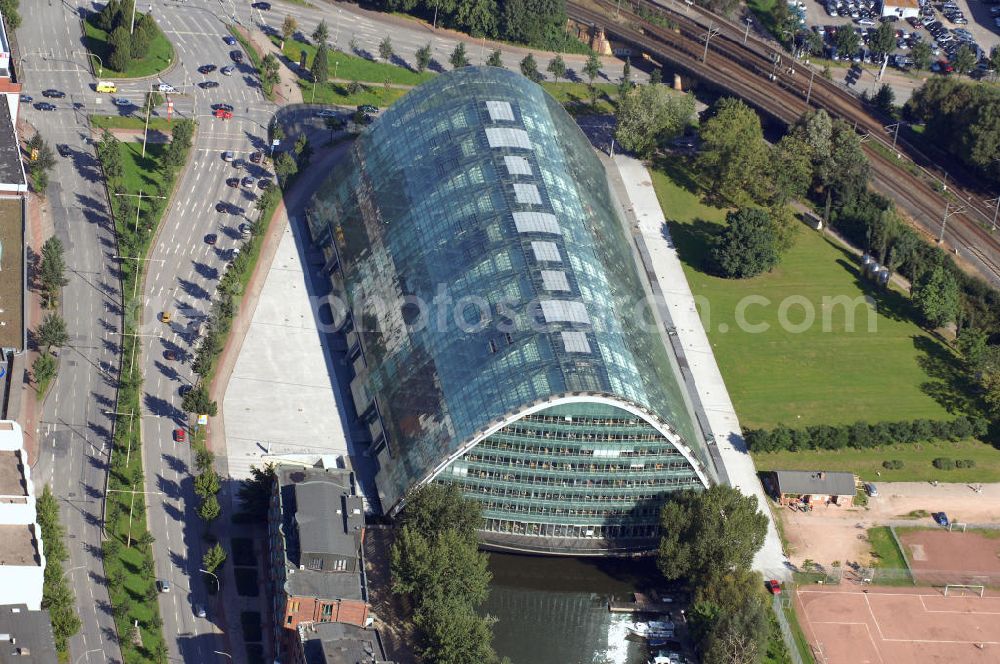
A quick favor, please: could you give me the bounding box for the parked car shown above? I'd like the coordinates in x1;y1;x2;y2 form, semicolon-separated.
230;49;244;63
766;580;782;595
205;233;218;245
19;94;32;103
239;223;251;237
222;151;234;162
257;178;273;189
221;65;235;76
933;512;950;526
226;177;240;188
357;104;379;114
223;35;237;45
864;482;878;497
193;604;207;618
241;176;256;187
250;151;263;163
57;144;71;157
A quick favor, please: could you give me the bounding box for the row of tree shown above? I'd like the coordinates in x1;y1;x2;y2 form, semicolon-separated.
36;485;82;656
905;77;1000;188
93;0;162;72
658;486;776;664
371;0;574;51
390;484;505;664
26;133;55;195
744;415;989;453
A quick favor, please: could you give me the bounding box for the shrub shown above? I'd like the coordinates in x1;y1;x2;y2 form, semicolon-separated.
882;460;904;470
932;457;954;470
954;459;976;469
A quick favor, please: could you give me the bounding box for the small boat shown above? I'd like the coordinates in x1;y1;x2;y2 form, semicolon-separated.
627;621;676;638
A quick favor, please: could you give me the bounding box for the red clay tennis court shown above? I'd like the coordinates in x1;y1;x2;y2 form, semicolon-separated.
796;585;1000;664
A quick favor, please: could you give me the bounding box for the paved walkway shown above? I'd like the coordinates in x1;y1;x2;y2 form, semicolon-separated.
607;153;789;578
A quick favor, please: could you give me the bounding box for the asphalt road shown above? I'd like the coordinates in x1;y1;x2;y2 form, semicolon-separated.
14;0;640;662
18;1;125;662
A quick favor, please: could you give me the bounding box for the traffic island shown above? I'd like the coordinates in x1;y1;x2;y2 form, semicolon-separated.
83;11;174;79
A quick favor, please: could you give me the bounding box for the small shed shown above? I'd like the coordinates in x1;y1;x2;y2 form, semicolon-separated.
880;0;920;19
771;470;856;507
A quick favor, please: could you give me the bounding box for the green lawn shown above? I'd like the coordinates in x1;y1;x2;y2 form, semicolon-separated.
84;17;173;78
276;36;435;86
541;82;618;114
752;439;1000;483
118;142;169;199
650;161;963;430
90;115;175;132
867;526;910;569
297;79;410;107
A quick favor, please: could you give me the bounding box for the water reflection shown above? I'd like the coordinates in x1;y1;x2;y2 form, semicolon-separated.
485;554;664;664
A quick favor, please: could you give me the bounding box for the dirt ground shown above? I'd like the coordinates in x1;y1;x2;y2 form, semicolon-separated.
778;482;1000;568
899;530;1000;576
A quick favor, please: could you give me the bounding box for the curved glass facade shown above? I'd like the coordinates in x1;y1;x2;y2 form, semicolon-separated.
306;67;711;553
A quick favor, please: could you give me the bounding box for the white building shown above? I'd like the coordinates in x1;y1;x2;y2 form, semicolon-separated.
880;0;920;19
0;421;46;611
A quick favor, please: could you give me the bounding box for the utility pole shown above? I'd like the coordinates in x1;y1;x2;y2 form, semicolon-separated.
986;195;1000;232
702;22;720;63
142;89;154;157
805;67;816;104
938;201;966;244
130;0;137;34
743;17;752;45
886;122;902;150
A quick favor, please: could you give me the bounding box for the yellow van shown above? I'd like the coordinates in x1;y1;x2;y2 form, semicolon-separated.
96;81;117;93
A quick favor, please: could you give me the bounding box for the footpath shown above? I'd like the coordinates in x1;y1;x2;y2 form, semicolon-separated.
603;152;790;579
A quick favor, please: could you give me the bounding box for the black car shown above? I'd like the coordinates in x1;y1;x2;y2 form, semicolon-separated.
199;81;219;89
198;64;217;74
249;151;262;164
19;94;32;104
205;233;218;244
215;202;229;213
35;102;56;111
230;50;244;63
212;103;235;112
56;144;71;157
251;1;271;8
226;177;240;188
42;89;65;98
357;104;379;114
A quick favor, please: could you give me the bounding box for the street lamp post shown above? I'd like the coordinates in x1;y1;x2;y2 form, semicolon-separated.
74;648;103;664
200;568;220;592
213;651;234;660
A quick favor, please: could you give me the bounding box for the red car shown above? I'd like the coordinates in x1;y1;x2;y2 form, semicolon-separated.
213;108;233;120
173;428;186;443
766;579;782;595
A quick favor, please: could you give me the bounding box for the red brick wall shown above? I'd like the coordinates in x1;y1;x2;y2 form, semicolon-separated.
282;596;370;630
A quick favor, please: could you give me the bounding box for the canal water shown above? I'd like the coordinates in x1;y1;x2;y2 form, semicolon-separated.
484;553;664;664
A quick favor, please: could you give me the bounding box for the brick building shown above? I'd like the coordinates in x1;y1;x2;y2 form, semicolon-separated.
269;463;369;662
768;470;856;508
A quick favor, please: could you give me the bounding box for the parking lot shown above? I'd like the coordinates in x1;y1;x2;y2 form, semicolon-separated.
799;0;998;77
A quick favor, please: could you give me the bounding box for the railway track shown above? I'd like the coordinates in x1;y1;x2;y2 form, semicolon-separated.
568;0;1000;284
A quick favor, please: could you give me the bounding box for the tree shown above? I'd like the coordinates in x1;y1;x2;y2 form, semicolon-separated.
379;35;394;62
181;383;217;416
953;44;976;76
108;25;132;72
656;485;768;580
312;19;329;44
260;53;280;96
195;470;221;499
449;42;470;69
311;43;329;82
546;54;566;82
711;208;783;278
835;27;860;58
39;236;69;307
274;151;298;184
956;327;989;367
32;353;57;387
912;264;960;328
911;40;932;70
281;15;298;46
871;21;896;58
872;83;895;116
415;594;499;664
238;463;277;517
519;53;542;82
416;43;432;72
583;52;601;84
137;530;155;552
486;48;503;67
500;0;566;47
454;0;499;38
0;0;21;29
202;542;227;573
36;313;69;352
619;58;632;98
400;484;483;539
198;494;221;522
614;84;695;157
698;98;770;204
690;569;770;664
767;134;813;208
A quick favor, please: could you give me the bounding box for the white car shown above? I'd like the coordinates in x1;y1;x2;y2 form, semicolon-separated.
156;83;175;93
221;66;235;76
857;18;875;26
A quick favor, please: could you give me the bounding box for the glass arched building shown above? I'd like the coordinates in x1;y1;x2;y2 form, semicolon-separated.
306;67;712;555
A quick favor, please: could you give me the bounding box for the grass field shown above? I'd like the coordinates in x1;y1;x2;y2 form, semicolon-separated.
118;142;168;198
752;439;1000;483
650;160;962;430
541;82;618;114
867;526;910;568
84;17;173;78
277;37;435;85
297;79;410;107
90;115;175;132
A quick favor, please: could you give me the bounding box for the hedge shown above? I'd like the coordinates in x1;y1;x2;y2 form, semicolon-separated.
744;415;989;453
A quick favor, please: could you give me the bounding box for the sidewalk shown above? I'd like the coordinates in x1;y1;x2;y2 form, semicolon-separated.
606;152;789;579
238;25;304;105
